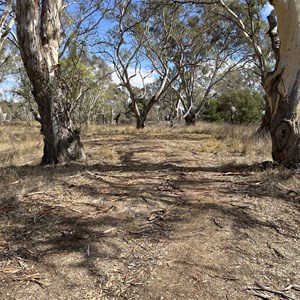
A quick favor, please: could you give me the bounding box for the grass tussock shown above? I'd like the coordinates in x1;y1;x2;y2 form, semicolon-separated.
173;122;271;158
0;121;42;167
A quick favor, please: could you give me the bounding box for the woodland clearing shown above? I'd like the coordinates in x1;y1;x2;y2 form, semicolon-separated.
1;122;300;300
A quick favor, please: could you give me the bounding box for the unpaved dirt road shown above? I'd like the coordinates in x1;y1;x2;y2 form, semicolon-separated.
1;128;300;299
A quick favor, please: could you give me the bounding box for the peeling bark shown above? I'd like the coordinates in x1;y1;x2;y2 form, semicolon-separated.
15;0;85;165
264;0;300;166
267;10;280;63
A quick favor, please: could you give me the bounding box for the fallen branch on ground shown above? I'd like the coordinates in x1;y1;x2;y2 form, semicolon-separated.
247;282;296;300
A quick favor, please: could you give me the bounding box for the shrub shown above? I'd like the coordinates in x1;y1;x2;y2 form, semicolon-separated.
203;89;264;124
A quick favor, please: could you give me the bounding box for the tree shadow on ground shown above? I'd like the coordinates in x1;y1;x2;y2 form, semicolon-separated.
1;153;300;298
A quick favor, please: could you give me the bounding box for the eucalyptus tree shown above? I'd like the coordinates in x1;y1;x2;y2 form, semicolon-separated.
15;0;110;165
0;0;14;52
168;4;252;125
0;0;15;83
99;0;181;129
15;0;87;165
213;0;274;132
192;0;300;166
59;41;116;126
263;0;300;166
216;0;269;73
144;83;182;124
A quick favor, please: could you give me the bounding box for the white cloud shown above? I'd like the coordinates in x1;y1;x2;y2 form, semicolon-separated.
111;66;158;88
262;3;273;19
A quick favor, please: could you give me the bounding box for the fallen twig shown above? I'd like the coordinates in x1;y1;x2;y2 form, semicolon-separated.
247;282;296;300
208;273;238;281
268;220;281;233
283;285;300;292
25;190;59;198
86;244;91;256
141;195;148;203
213;218;223;228
267;243;284;258
249;290;271;299
16;273;44;288
148;209;166;222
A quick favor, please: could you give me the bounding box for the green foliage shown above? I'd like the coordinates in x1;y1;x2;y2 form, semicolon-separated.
203;89;264;124
202;99;224;122
59;42;120;125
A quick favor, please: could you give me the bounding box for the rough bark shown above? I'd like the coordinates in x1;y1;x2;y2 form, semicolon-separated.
184;112;196;126
15;0;85;165
136;115;146;129
264;0;300;166
267;10;280;63
114;113;121;124
258;9;281;136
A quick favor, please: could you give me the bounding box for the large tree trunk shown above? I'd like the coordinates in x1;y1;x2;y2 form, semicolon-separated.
136;115;146;129
264;0;300;167
131;98;151;129
184;112;196;126
16;0;85;165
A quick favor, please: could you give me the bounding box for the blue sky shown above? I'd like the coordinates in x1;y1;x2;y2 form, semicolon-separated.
262;2;273;19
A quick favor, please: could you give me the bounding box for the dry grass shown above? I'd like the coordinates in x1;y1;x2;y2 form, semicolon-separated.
83;121;271;158
3;121;300;300
1;121;271;168
0;121;272;195
0;122;42;167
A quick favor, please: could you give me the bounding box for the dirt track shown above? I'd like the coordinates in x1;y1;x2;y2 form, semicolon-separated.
1;128;300;299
